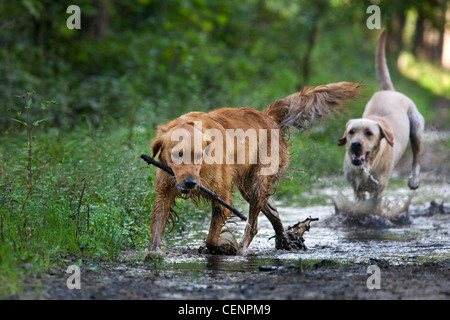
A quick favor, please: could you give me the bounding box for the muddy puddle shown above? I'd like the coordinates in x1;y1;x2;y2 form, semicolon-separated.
17;179;449;300
13;132;449;300
130;130;450;278
17;130;450;299
160;179;450;273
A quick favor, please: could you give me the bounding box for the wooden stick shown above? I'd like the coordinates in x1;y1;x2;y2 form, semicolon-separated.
140;154;247;222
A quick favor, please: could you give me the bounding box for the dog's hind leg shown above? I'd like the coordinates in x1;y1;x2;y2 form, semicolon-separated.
239;200;296;253
261;202;309;250
238;198;262;255
261;202;285;236
261;202;289;249
408;110;424;190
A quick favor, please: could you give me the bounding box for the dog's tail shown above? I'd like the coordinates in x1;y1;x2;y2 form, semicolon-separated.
376;30;395;91
263;82;363;132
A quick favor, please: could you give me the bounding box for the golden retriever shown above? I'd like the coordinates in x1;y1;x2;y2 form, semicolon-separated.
338;30;424;208
149;82;362;255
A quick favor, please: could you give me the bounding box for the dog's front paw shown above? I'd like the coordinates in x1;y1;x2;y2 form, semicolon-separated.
200;243;238;255
201;229;239;255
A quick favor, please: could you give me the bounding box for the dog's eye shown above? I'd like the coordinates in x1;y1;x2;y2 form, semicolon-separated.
349;130;355;135
365;131;373;137
171;150;183;159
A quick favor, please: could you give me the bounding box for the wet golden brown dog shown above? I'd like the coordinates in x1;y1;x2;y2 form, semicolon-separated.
338;30;424;208
149;82;362;255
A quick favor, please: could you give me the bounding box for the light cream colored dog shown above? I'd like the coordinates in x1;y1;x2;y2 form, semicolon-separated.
338;30;424;207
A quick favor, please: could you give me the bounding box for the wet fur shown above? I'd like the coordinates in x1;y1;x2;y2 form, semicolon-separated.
149;82;362;255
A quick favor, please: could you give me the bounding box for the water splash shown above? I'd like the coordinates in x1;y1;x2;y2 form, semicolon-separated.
332;191;413;227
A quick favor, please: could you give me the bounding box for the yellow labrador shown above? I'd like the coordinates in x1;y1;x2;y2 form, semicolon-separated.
338;30;424;207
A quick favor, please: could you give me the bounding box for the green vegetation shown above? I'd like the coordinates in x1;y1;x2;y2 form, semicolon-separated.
0;0;448;296
0;95;155;294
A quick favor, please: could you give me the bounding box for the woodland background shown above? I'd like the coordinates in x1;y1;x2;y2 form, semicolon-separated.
0;0;449;295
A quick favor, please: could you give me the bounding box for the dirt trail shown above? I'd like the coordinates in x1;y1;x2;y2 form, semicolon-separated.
15;256;450;300
11;128;450;300
14;185;450;300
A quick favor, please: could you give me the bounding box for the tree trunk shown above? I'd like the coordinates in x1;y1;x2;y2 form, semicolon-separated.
300;20;319;89
85;0;112;40
436;0;448;65
389;12;406;54
442;1;450;69
298;0;328;89
413;8;425;58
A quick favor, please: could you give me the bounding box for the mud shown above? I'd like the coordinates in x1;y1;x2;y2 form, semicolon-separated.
12;197;450;300
15;255;450;300
10;130;450;300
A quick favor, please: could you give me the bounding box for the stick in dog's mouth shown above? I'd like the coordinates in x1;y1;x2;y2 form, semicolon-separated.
140;154;247;221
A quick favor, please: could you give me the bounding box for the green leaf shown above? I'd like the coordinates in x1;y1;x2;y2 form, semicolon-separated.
27;98;32;107
22;0;40;19
33;118;47;126
10;118;27;126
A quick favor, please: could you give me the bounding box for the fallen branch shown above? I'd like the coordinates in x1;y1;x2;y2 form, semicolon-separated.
269;216;319;250
287;216;319;242
140;154;247;222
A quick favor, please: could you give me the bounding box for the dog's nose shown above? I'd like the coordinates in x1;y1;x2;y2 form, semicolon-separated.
183;178;197;189
351;140;362;151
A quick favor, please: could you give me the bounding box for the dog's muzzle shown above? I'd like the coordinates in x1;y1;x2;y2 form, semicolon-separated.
351;152;369;166
177;178;197;194
350;140;369;166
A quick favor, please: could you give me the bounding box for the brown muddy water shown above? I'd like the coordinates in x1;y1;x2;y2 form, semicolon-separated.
162;130;450;269
129;128;450;300
15;174;449;300
33;179;447;301
162;180;450;270
15;130;450;300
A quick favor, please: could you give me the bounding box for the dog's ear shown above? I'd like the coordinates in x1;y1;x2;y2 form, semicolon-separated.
337;134;346;146
151;137;163;158
337;121;350;146
377;120;394;147
151;126;168;158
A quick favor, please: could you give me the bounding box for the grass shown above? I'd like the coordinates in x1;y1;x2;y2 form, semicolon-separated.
0;112;159;295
